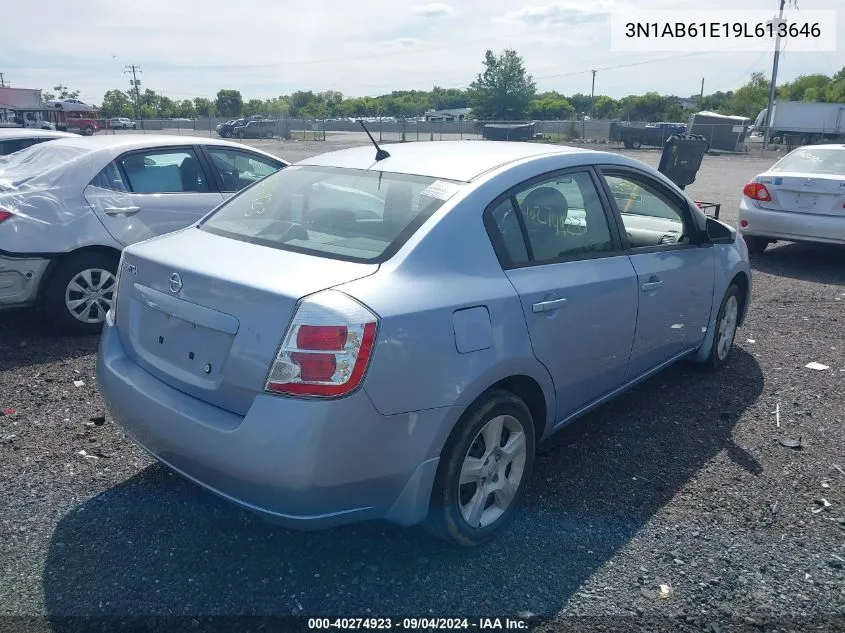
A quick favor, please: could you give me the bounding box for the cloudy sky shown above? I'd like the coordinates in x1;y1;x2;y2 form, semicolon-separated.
3;0;843;105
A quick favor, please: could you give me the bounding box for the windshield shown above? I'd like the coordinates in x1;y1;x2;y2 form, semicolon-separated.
200;165;464;262
771;147;845;174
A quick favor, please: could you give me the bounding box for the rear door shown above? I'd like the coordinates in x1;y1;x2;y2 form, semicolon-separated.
200;145;285;198
485;167;639;423
597;167;715;380
84;146;224;246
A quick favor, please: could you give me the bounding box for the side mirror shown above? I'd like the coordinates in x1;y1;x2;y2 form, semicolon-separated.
705;216;733;244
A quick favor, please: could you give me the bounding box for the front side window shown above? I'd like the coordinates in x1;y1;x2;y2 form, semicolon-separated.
207;148;282;192
487;170;616;266
118;149;208;193
200;165;464;262
603;173;689;248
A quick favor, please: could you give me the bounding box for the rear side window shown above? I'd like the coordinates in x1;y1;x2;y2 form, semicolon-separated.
486;170;615;266
118;149;209;193
91;161;128;192
0;139;35;156
200;165;465;262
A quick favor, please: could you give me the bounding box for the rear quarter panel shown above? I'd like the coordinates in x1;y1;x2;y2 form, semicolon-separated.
333;177;557;434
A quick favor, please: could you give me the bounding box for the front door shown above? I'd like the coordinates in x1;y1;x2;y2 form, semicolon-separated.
85;146;223;246
599;168;715;380
485;168;639;423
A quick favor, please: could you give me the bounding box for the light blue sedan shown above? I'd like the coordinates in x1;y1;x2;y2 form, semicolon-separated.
96;141;751;546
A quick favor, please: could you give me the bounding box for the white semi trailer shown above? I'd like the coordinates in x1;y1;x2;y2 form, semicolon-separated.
753;101;845;144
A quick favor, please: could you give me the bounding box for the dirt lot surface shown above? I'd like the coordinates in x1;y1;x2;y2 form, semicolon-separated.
1;139;843;632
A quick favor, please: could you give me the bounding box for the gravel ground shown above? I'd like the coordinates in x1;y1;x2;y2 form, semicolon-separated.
1;142;843;633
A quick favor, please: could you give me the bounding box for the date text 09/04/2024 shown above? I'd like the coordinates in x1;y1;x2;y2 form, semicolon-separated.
307;618;529;630
625;21;821;39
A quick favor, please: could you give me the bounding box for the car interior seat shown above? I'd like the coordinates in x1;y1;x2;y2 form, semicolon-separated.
179;156;200;191
521;186;569;260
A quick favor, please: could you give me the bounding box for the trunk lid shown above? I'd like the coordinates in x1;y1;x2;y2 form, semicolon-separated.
759;173;845;216
116;228;379;414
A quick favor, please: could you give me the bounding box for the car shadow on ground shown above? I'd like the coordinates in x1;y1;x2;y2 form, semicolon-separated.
42;349;763;623
751;242;845;287
0;309;98;372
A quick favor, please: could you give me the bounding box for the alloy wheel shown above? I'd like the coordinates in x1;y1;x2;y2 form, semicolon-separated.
457;414;527;529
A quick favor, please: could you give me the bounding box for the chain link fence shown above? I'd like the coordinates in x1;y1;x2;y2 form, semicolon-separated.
96;117;786;154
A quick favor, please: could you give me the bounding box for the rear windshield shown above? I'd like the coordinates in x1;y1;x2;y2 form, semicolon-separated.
200;165;465;262
771;148;845;174
0;142;87;182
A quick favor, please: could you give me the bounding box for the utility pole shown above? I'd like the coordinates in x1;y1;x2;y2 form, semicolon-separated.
0;73;7;87
762;0;786;153
699;77;705;104
589;69;597;120
124;64;142;119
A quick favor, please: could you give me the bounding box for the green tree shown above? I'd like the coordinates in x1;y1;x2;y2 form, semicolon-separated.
100;89;132;118
215;89;243;117
157;95;176;118
302;100;329;120
720;72;770;119
468;49;536;120
264;96;290;118
527;92;575;119
567;93;592;115
43;85;82;101
778;74;831;101
243;98;265;117
175;99;196;118
193;97;215;117
592;95;618;119
119;105;136;118
139;104;155;119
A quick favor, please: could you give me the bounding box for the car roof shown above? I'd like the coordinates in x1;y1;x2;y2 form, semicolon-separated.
297;140;594;182
31;134;288;161
0;128;77;140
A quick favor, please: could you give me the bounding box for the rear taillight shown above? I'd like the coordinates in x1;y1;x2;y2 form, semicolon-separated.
743;182;772;202
0;209;12;223
265;290;378;398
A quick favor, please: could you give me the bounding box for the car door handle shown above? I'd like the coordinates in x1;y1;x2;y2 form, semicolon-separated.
532;298;568;313
103;206;141;216
641;280;664;292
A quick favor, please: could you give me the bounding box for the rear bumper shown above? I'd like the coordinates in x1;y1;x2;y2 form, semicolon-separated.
96;314;453;529
0;253;50;309
739;201;845;245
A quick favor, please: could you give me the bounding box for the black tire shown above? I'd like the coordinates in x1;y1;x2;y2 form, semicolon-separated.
42;251;119;335
424;389;536;547
623;140;633;149
704;283;743;371
744;235;771;256
631;138;642;149
83;127;93;136
223;130;232;138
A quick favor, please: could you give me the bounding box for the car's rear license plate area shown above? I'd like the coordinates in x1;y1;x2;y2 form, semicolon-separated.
134;303;233;382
